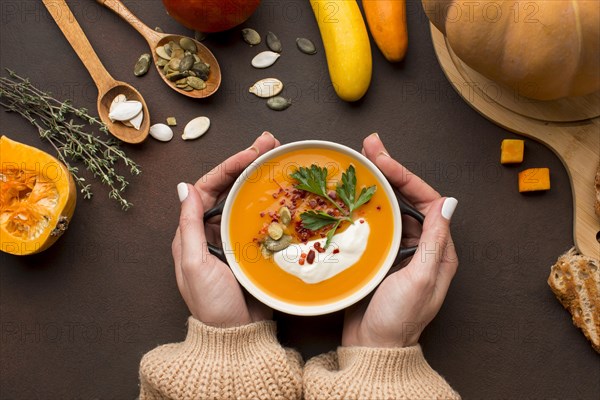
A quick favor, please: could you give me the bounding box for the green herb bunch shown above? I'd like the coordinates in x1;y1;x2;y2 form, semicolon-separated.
0;70;140;210
290;164;376;248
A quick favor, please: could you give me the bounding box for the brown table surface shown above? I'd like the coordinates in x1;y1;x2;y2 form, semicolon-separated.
1;1;598;398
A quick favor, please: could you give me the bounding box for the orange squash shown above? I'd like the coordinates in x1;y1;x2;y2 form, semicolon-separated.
363;0;408;62
0;136;77;255
422;0;600;100
519;168;551;192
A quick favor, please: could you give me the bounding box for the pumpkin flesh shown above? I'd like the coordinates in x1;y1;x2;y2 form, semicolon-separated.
0;136;76;255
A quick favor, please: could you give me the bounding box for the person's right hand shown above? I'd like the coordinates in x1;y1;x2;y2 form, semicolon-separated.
342;133;459;348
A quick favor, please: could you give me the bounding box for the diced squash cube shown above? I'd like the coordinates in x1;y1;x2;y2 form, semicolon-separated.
519;168;551;192
501;139;524;164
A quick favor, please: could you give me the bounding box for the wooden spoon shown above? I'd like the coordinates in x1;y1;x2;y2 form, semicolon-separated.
42;0;149;144
96;0;222;99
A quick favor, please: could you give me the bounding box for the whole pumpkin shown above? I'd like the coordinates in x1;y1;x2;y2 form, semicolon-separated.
422;0;600;100
162;0;261;33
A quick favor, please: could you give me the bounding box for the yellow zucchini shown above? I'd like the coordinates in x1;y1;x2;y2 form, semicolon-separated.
309;0;372;102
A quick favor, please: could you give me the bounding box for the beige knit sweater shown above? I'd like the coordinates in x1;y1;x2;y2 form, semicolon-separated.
139;317;460;400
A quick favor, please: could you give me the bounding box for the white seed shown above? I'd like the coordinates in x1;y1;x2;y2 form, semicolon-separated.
183;116;210;140
149;123;174;142
109;94;127;113
129;110;144;130
251;51;280;68
249;78;283;98
108;100;142;122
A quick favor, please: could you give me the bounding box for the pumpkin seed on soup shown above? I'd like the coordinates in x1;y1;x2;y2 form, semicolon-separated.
268;222;284;240
279;206;292;225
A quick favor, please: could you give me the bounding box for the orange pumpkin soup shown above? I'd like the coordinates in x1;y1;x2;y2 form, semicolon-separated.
228;148;394;306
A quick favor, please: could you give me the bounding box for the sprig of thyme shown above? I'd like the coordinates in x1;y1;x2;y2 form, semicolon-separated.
0;69;140;210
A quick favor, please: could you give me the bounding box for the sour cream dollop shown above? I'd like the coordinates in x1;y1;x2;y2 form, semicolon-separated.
273;220;370;284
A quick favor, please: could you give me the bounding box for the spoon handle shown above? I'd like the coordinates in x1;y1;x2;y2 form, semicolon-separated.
96;0;164;46
42;0;114;92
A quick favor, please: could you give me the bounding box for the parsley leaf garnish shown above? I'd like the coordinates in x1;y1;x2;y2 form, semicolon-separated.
336;165;377;213
300;211;341;231
290;164;377;249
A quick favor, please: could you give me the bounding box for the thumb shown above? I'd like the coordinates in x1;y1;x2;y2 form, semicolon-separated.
407;197;458;284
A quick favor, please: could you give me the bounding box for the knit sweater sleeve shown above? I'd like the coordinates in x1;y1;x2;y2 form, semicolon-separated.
303;345;460;400
139;317;303;400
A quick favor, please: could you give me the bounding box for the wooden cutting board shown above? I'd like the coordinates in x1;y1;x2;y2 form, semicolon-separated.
430;25;600;260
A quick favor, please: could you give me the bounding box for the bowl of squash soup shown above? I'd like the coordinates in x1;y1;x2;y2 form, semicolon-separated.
206;141;410;315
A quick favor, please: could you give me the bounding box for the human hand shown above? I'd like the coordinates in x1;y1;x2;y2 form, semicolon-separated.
172;132;279;327
342;133;459;348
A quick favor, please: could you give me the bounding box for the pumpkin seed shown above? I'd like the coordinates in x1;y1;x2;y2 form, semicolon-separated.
169;41;182;51
156;58;169;67
129;110;144;130
183;116;210;140
179;54;194;71
260;245;273;259
149;123;173;142
279;206;292;225
195;31;206;42
193;54;201;64
171;48;184;60
183;86;194;92
109;94;127;113
156;46;171;60
108;100;142;122
252;51;281;69
268;222;284;240
241;28;261;46
266;31;282;53
166;117;177;126
267;96;292;111
296;38;317;55
168;58;181;71
263;234;292;252
167;71;189;81
180;37;197;53
187;76;206;90
249;78;284;98
133;53;151;77
155;26;164;33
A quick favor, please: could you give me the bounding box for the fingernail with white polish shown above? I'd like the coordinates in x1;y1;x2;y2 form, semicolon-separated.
261;131;274;139
177;182;189;202
441;197;458;220
371;132;380;139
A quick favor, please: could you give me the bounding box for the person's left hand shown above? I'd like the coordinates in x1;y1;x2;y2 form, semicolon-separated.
172;132;279;327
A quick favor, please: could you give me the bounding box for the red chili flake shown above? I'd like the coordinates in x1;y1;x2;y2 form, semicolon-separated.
272;193;278;198
360;219;365;224
260;211;265;217
300;253;307;259
333;249;340;254
306;250;315;264
280;199;285;205
376;206;381;211
327;210;334;216
314;242;325;253
309;199;317;208
299;259;305;266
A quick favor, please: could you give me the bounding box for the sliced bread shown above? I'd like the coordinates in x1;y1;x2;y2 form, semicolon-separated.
548;248;599;353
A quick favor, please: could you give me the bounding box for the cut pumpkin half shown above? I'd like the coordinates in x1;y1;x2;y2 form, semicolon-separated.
1;136;76;255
